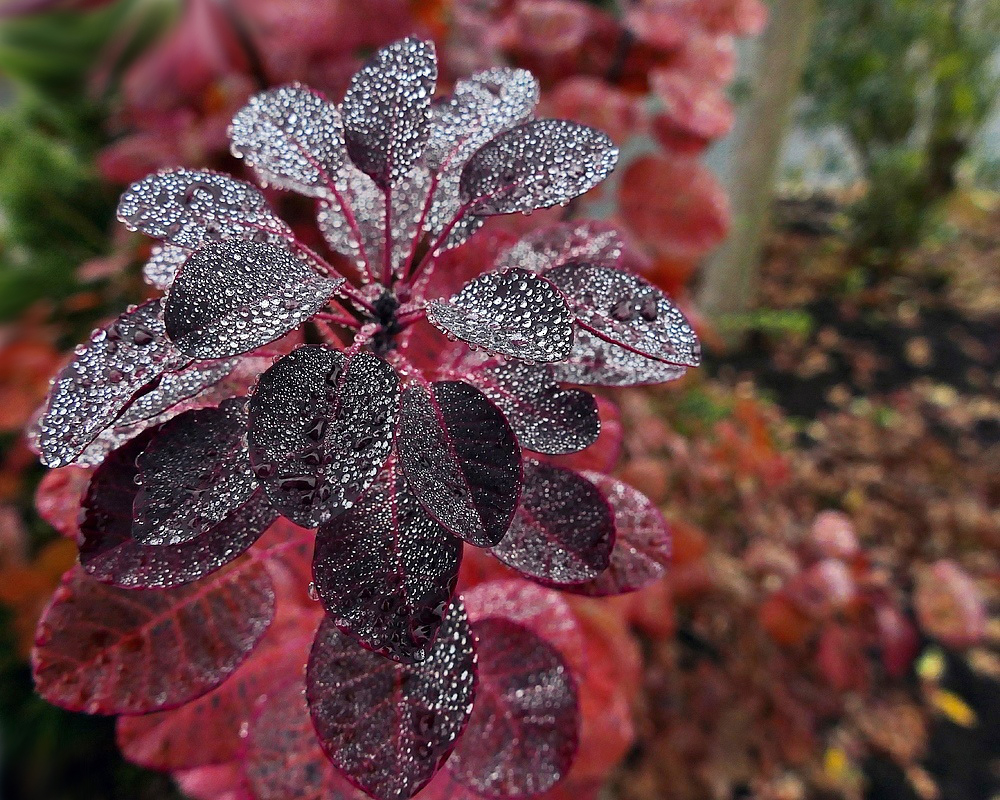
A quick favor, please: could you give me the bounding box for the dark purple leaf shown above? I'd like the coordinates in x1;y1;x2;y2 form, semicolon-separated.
426;269;573;362
34;300;189;468
469;361;599;455
143;243;188;289
230;84;346;197
549;327;688;387
448;618;578;797
545;262;701;367
398;381;520;547
132;399;257;546
494;221;623;274
563;472;670;596
243;678;370;800
164;239;344;359
459;119;617;215
32;560;274;714
117;169;292;250
306;601;476;800
491;461;614;584
313;454;462;663
247;346;400;528
79;429;277;589
341;38;436;188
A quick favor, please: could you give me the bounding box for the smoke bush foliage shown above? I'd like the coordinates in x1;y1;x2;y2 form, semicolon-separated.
28;39;697;800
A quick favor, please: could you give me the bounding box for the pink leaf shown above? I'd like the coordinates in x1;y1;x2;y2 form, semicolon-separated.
306;601;476;800
494;221;623;275
242;678;368;800
449;618;578;797
32;559;274;714
35;465;93;539
117;625;310;770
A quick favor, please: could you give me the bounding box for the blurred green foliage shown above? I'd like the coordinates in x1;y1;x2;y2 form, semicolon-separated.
803;0;1000;262
0;0;172;321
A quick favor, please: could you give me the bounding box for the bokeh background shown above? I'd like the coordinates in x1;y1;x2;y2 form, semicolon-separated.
0;1;997;799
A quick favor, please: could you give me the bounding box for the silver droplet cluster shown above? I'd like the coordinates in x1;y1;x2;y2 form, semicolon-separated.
164;240;344;359
35;300;188;467
547;262;702;367
459;119;618;215
132;399;258;547
426;268;574;363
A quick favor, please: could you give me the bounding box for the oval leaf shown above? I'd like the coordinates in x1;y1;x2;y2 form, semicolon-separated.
243;678;369;800
491;461;614;584
459;119;617;215
545;262;701;367
117;169;292;250
398;381;521;547
116;625;309;770
426;269;573;362
34;300;189;468
470;361;599;455
495;221;623;274
230;84;346;197
564;472;670;596
79;430;277;589
165;239;344;359
32;560;274;714
341;38;437;188
549;327;688;387
448;618;578;797
314;455;462;663
132;399;257;546
247;346;400;528
306;601;476;800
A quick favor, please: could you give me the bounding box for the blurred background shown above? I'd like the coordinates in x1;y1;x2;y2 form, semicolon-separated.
0;1;997;799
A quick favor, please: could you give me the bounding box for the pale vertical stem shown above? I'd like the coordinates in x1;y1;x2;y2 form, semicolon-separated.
696;0;819;328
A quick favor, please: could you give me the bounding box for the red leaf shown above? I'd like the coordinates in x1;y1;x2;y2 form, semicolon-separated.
32;560;274;715
448;618;578;797
306;601;477;800
617;154;729;260
462;579;585;674
116;624;310;770
35;465;93;539
242;678;368;800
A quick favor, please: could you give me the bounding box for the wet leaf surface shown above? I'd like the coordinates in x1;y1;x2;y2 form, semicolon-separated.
164;240;343;359
313;455;462;663
247;346;399;528
491;461;614;585
426;269;573;362
306;601;476;800
398;381;520;547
